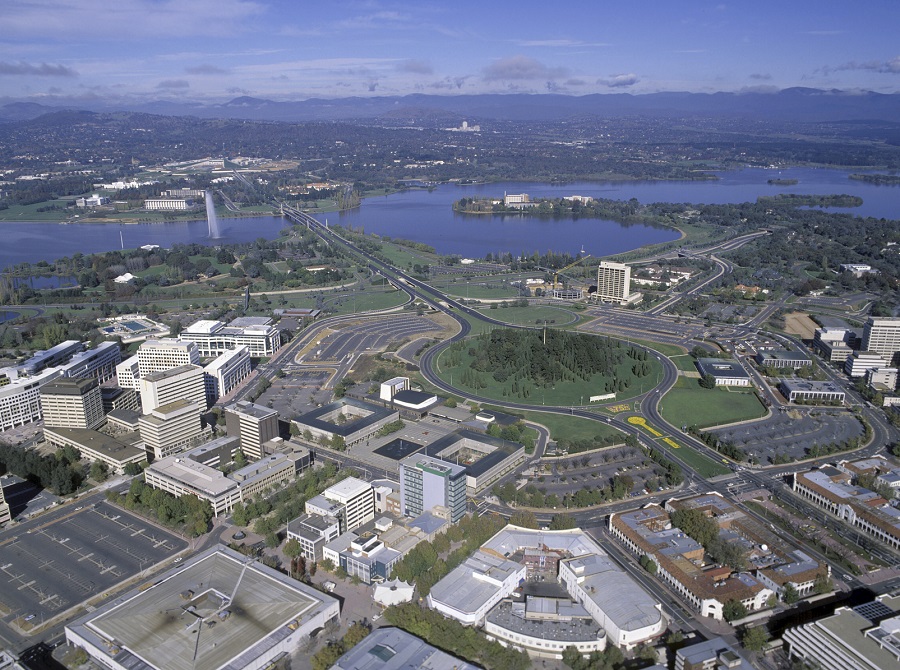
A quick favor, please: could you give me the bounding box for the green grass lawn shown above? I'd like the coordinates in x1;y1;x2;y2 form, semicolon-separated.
0;200;72;221
520;410;624;444
619;337;688;358
265;261;291;274
319;288;409;314
659;377;767;429
477;305;578;326
654;436;731;477
671;354;700;372
436;282;520;300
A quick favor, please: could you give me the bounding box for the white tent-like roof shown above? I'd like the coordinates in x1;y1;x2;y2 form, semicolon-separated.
373;579;415;607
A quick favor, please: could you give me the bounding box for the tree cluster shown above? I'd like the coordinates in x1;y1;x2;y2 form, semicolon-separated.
384;602;529;670
670;507;747;572
0;442;83;496
117;478;213;536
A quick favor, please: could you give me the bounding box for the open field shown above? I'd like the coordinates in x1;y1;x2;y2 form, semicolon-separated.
784;311;818;339
670;354;700;372
476;304;579;326
659;377;767;429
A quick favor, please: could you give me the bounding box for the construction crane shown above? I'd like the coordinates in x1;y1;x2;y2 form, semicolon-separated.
553;254;592;291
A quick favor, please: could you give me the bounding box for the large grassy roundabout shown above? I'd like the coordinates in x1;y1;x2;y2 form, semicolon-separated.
435;327;663;406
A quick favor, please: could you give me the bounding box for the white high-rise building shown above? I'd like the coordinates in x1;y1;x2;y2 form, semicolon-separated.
596;261;631;303
136;339;200;378
138;399;206;461
321;477;375;533
140;364;206;414
204;346;251;404
862;317;900;364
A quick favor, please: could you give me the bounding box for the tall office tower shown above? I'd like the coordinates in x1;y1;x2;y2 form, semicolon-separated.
223;400;279;461
39;377;105;430
136;339;200;378
400;455;467;523
596;261;631;303
204;346;251;404
861;317;900;364
138;399;206;461
139;364;206;414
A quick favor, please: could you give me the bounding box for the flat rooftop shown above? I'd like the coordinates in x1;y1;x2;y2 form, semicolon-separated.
70;546;336;670
696;358;749;378
332;626;480;670
43;427;144;463
225;400;277;419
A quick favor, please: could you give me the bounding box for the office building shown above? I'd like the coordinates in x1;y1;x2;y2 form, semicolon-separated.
844;350;888;378
224;400;279;460
204;346;251;403
65;546;340;670
138;399;206;461
675;637;752;670
596;261;631;303
0;367;64;431
143;197;194;210
292;398;399;448
756;349;812;369
115;355;140;390
321;477;375;533
144;449;293;517
793;466;900;551
780;379;845;404
400;455;467;523
40;377;105;430
429;526;664;653
136;339;200;378
44;427;145;474
695;358;752;386
139;364;206;414
330;627;481;670
784;594;900;670
19;340;83;375
861;317;900;363
379;377;409;402
813;327;857;363
100;386;139;414
59;341;122;383
181;318;281;358
286;513;342;561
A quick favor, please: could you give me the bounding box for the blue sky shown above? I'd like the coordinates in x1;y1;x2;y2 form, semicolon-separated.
2;0;899;104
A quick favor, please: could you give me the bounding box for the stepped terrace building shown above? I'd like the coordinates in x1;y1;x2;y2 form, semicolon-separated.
181;318;281;358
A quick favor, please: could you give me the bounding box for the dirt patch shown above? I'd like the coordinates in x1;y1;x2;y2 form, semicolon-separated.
784;311;818;340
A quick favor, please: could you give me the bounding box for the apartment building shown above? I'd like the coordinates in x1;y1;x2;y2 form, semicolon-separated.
596;261;632;303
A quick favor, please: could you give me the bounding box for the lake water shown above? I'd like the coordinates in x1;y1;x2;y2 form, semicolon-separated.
0;166;896;268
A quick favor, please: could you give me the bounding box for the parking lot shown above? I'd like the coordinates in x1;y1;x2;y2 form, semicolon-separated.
0;501;187;629
530;446;669;498
709;409;864;463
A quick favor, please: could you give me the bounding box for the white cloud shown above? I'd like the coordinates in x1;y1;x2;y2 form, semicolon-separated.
597;73;639;88
0;60;77;76
482;55;567;81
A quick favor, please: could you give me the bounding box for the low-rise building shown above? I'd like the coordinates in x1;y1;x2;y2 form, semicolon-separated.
286;513;341;561
675;636;752;670
144;197;194;210
44;427;145;474
695;358;752;387
756;349;812;369
793;467;900;551
61;341;121;383
292;398;399;448
779;379;845;404
0;367;64;431
330;627;481;670
428;526;664;653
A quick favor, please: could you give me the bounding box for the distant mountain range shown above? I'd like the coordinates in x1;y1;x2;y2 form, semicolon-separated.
3;88;900;124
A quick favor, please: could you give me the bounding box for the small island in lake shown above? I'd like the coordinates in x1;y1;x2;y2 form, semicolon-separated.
849;173;900;185
767;178;798;185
